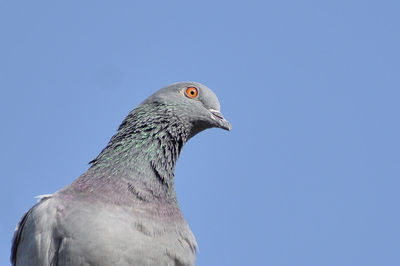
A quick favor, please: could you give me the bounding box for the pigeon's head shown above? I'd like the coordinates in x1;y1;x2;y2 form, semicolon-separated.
143;81;231;138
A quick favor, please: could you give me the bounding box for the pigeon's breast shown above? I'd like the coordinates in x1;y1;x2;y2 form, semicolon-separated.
55;196;197;265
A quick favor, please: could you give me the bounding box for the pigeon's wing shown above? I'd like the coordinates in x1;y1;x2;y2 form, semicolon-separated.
11;206;33;265
11;195;61;266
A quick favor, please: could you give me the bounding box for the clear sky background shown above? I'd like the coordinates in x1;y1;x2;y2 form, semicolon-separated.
1;1;399;265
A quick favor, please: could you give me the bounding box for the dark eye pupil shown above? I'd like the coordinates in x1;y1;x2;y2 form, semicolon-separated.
190;90;195;95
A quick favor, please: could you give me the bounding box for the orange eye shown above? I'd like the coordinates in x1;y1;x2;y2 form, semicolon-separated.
185;87;199;99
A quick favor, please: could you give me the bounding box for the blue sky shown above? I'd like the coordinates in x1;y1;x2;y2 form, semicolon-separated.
1;1;399;265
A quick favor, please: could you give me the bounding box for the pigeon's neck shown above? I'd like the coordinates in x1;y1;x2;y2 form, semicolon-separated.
86;103;190;201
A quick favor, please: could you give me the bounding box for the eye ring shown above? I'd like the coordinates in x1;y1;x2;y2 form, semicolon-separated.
184;87;199;99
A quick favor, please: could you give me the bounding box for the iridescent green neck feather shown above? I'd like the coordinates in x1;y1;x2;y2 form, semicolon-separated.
84;102;191;201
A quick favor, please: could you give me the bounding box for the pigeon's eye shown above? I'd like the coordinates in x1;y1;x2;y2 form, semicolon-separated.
185;87;199;99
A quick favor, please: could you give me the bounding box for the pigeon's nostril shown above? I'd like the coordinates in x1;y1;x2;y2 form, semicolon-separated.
209;109;224;120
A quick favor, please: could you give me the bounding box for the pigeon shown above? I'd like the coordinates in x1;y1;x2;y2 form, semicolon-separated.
11;81;231;266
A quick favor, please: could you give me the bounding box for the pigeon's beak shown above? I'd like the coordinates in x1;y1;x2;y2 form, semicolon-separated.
209;109;232;131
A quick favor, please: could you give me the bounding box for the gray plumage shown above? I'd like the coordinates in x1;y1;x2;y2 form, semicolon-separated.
11;81;231;266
